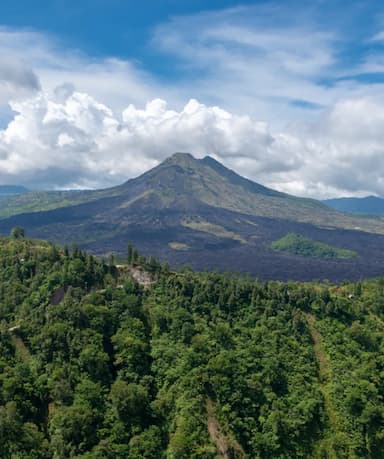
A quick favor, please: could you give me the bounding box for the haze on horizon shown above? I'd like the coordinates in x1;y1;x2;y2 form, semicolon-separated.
0;0;384;199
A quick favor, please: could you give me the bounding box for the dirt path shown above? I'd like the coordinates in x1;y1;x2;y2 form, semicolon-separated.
11;334;31;363
206;399;245;459
305;313;360;459
306;314;339;431
207;399;231;459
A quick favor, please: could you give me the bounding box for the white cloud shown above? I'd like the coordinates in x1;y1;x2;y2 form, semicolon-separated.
264;97;384;198
370;31;384;42
0;58;40;91
151;5;341;124
150;4;384;129
0;26;181;117
0;91;295;189
0;56;40;112
1;4;384;199
1;89;384;199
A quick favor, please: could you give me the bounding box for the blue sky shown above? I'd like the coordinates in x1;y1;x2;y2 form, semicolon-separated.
1;0;384;197
3;0;384;103
1;0;382;82
1;1;260;57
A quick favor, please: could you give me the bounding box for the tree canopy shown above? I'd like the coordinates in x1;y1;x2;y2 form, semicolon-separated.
0;235;383;457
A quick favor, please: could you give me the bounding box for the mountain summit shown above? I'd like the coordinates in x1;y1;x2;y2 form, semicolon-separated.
115;152;286;213
113;152;380;231
1;152;384;281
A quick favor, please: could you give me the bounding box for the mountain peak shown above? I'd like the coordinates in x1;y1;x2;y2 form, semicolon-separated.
162;153;223;170
147;152;283;200
164;152;197;166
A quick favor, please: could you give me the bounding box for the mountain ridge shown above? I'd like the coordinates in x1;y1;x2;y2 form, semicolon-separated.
0;152;382;231
1;152;384;281
324;195;384;216
105;152;384;232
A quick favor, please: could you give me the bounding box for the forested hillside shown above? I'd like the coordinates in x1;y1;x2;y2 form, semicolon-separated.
1;236;384;458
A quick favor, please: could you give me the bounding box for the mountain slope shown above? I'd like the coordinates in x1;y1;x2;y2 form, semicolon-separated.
107;153;384;232
1;152;382;231
1;152;384;281
1;152;383;231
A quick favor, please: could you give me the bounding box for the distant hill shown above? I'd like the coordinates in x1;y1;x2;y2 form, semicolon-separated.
0;189;93;218
1;153;384;281
0;185;29;196
323;196;384;215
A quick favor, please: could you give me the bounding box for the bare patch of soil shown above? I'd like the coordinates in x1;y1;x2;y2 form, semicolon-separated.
206;399;245;459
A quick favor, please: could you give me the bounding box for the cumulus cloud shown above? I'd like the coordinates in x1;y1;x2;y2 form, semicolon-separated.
1;89;384;198
1;4;384;198
0;90;296;189
263;97;384;198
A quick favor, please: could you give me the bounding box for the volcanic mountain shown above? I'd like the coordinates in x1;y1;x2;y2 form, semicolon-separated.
1;152;384;281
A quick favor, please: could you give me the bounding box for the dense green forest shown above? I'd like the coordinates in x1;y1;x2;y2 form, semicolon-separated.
1;235;384;458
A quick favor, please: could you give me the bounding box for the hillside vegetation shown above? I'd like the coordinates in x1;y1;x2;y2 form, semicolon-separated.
271;233;357;259
1;236;384;457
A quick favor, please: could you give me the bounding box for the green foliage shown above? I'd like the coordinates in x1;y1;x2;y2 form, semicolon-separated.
1;236;384;457
10;226;25;239
271;232;357;259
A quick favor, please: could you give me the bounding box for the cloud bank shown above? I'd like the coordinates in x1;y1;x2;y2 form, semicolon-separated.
1;88;383;198
1;2;384;197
